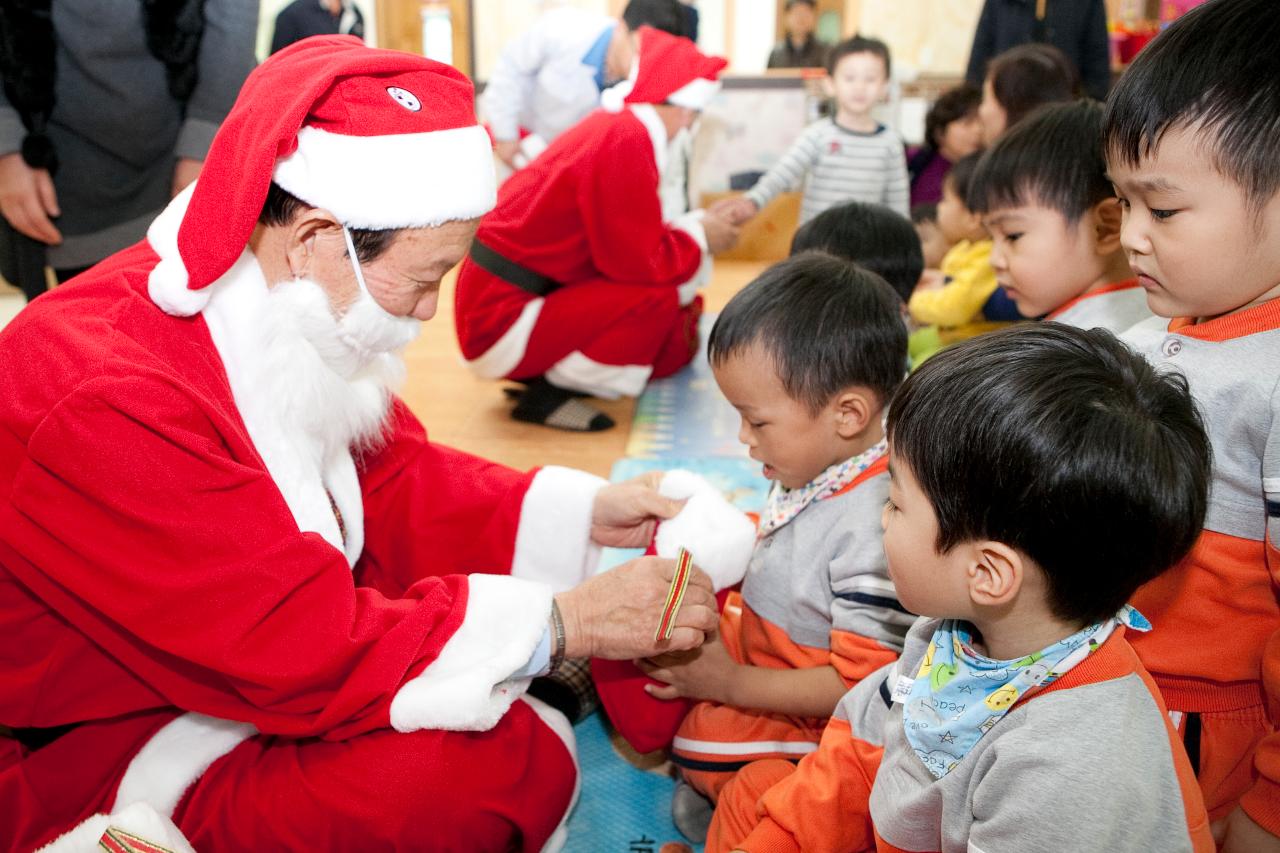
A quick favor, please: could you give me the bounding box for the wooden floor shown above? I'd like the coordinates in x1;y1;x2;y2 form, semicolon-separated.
401;260;767;477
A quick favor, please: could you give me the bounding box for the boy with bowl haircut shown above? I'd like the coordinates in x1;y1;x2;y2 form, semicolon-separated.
969;99;1151;333
706;325;1214;853
1104;0;1280;846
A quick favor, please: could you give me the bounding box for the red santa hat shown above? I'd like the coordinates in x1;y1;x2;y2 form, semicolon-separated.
148;35;495;316
601;28;727;113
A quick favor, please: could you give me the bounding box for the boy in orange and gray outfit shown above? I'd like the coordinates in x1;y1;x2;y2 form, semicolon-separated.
639;254;912;842
709;325;1214;853
1105;1;1280;846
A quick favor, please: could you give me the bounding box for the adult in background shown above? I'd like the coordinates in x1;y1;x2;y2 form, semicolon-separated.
271;0;365;54
767;0;831;69
0;37;718;851
0;0;257;301
456;29;738;432
482;0;688;171
907;83;983;207
965;0;1111;101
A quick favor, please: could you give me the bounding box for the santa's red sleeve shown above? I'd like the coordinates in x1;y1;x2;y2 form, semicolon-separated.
575;116;706;289
4;374;603;741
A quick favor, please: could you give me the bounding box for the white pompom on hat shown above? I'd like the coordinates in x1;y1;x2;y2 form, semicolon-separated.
600;27;728;113
148;35;496;317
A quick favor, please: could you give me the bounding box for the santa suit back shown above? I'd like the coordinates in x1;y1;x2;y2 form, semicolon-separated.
455;104;709;399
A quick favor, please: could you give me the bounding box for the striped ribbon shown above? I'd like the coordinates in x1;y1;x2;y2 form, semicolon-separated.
655;547;693;642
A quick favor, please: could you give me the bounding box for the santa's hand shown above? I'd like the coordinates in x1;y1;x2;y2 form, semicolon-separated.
0;152;62;245
639;630;738;703
494;139;521;169
556;555;717;660
590;473;685;548
701;211;741;253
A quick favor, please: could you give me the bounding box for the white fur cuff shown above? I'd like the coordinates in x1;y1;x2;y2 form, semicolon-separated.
655;470;755;591
671;210;712;306
390;574;551;732
513;466;607;588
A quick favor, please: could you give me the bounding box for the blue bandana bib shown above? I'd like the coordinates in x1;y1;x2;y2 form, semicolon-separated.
900;606;1151;778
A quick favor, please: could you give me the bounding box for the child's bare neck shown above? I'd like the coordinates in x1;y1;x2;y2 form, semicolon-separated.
1077;251;1136;298
822;418;886;473
968;604;1085;662
835;108;878;134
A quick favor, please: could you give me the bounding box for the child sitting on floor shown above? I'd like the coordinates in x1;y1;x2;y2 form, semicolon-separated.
968;99;1151;333
790;201;924;305
639;252;912;842
907;153;1010;364
1105;1;1280;845
707;324;1215;853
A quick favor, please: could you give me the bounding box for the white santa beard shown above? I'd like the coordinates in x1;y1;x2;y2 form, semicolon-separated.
260;276;418;454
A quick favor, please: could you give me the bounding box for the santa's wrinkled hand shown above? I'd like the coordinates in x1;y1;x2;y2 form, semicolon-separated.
556;555;716;659
590;475;685;548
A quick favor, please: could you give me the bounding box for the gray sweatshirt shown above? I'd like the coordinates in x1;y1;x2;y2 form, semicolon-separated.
0;0;258;269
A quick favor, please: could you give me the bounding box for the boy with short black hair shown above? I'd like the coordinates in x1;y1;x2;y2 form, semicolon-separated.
641;252;912;842
707;324;1215;853
713;35;909;226
1103;0;1280;846
790;201;924;303
969;99;1151;332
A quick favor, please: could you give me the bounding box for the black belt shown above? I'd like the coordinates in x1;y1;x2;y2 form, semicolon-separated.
469;239;560;297
7;722;78;751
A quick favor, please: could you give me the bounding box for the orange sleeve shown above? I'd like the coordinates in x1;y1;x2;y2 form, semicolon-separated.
830;630;900;688
1240;534;1280;836
738;717;883;853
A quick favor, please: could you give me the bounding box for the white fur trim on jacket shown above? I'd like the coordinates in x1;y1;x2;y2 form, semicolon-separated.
36;715;251;853
390;573;552;732
513;466;607;589
520;694;579;853
201;254;366;566
37;802;198;853
628;103;669;177
655;470;755;591
147;182;211;317
274;125;497;230
671;209;712;305
546;351;653;399
463;298;545;380
668;77;722;111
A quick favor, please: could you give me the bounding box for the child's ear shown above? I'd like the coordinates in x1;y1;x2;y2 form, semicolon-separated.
966;541;1023;608
832;388;875;439
1093;198;1124;255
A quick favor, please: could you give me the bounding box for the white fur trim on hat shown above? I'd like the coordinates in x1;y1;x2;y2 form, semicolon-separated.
668;77;721;111
147;182;212;317
655;470;755;591
389;573;550;732
274;124;497;230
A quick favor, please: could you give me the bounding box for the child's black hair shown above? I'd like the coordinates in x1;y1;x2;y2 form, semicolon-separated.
943;151;982;204
969;100;1112;223
986;43;1078;130
622;0;689;37
911;203;937;225
790;202;923;303
924;83;981;151
827;35;891;79
1103;0;1280;211
886;324;1210;626
709;252;907;412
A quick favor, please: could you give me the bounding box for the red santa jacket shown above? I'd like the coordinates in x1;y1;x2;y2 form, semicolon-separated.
0;242;603;746
455;104;708;360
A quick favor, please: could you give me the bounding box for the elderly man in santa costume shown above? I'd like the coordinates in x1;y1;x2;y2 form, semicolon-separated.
0;36;722;851
455;28;740;432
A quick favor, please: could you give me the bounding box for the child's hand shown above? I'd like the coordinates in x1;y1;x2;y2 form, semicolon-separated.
639;630;740;704
916;269;945;292
708;197;758;226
